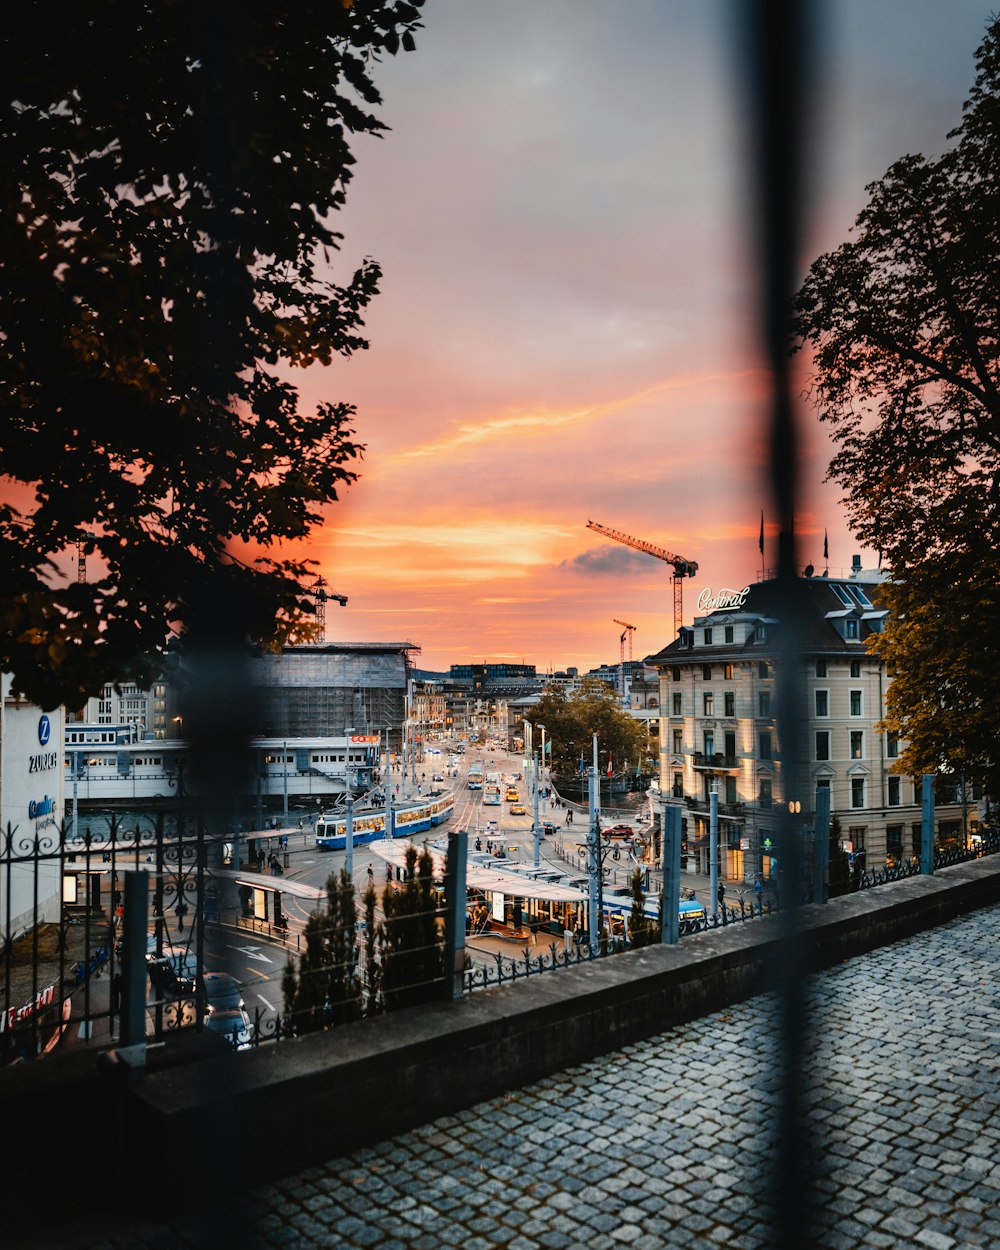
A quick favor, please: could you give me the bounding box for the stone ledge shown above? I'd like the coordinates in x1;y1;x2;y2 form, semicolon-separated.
127;856;1000;1187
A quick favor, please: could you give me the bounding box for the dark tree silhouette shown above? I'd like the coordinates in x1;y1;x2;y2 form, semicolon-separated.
0;2;424;708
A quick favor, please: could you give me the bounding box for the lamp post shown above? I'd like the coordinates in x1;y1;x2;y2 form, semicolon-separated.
538;724;546;817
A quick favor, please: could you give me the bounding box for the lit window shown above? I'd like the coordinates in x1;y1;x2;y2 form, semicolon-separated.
850;731;864;759
723;663;734;680
703;693;714;716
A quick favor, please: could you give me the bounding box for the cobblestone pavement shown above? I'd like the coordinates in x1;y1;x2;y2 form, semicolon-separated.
74;905;1000;1249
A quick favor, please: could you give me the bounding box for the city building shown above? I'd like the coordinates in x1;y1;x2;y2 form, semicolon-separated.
0;677;64;937
646;567;970;882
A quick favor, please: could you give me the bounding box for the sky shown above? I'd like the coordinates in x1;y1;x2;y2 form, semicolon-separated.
289;0;994;674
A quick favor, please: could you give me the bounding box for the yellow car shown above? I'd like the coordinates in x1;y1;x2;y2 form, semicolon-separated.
509;803;527;816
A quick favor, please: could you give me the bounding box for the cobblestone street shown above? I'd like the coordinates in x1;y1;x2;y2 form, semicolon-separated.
75;904;1000;1249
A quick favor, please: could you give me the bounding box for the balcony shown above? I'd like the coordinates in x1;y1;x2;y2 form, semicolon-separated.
686;797;745;818
693;752;740;771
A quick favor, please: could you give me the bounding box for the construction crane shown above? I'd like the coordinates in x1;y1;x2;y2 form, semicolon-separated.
612;619;636;699
312;577;348;643
587;520;698;638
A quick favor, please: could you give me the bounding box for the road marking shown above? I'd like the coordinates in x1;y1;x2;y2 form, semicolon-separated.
257;994;275;1011
227;945;274;964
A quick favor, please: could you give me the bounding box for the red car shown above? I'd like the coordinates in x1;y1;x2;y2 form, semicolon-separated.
607;823;634;838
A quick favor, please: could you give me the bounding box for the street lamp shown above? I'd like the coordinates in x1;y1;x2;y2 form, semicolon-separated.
538;724;546;817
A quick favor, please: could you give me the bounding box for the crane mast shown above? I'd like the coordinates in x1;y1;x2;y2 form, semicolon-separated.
587;520;698;638
612;619;636;699
312;578;348;643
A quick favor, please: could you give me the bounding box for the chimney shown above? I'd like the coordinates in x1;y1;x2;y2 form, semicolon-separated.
851;555;862;574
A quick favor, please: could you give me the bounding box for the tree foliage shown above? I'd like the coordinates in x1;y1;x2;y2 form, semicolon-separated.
793;17;1000;795
281;867;362;1035
380;845;443;1012
528;677;652;779
0;2;424;708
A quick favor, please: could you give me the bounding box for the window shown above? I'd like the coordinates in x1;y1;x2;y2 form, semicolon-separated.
723;663;734;680
851;778;865;809
725;730;736;757
703;692;714;716
850;689;863;716
702;664;712;681
815;689;829;717
815;731;830;761
759;691;771;716
850;731;864;759
672;729;683;754
759;731;772;761
846;620;859;639
816;777;831;799
850;660;861;678
758;661;769;678
888;775;901;806
755;624;766;642
703;730;715;756
725;776;737;803
850;827;867;854
672;772;683;798
886;733;899;759
886;825;903;857
815;659;827;678
704;628;713;645
724;692;735;717
759;778;773;807
671;666;681;682
672;692;682;715
724;625;734;644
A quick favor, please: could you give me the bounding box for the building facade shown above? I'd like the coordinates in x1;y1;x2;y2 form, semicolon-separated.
646;571;970;883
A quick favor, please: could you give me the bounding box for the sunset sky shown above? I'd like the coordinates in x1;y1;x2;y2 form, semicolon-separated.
293;0;992;674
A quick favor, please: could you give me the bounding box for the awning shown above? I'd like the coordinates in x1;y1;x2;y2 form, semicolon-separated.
224;870;324;901
368;839;588;904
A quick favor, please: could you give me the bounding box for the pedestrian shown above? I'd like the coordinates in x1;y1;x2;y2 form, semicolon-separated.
565;812;571;827
367;863;374;884
386;864;393;883
717;882;726;908
475;837;482;852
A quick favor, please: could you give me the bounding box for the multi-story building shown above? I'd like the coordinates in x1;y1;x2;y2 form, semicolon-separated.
646;567;970;883
70;677;176;738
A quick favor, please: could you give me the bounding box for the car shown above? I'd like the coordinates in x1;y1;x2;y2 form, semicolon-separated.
607;823;634;838
510;803;527;816
432;773;444;782
541;822;557;836
201;971;244;1013
203;1007;253;1050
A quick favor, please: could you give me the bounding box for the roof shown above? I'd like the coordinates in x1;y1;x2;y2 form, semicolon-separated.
368;839;589;904
644;576;882;666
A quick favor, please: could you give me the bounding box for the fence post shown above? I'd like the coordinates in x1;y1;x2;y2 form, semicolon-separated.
120;870;149;1053
660;803;681;945
813;785;830;903
921;774;935;874
443;829;468;1000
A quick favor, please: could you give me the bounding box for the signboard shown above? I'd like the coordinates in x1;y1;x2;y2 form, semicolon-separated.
740;837;750;851
350;735;380;744
697;586;751;612
492;892;505;923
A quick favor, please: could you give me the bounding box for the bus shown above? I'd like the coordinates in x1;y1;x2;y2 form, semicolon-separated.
484;781;502;806
467;764;484;790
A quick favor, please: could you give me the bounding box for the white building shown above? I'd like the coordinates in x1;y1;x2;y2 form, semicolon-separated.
1;677;64;936
646;568;970;882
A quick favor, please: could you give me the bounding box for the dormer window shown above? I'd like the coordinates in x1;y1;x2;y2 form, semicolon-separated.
846;619;859;639
704;628;713;645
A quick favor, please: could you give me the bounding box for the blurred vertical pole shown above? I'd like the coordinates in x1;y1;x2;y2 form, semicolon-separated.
345;797;354;879
813;784;831;902
740;1;818;1245
119;870;148;1050
921;775;935;874
660;803;681;946
709;788;719;919
443;829;468;1001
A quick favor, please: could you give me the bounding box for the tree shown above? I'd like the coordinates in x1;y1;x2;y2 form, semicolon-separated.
380;846;443;1012
793;17;1000;797
281;868;360;1035
528;677;651;781
0;2;425;709
627;868;651;949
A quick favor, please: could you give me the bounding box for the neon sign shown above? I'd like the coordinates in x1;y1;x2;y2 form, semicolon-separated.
697;586;751;611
